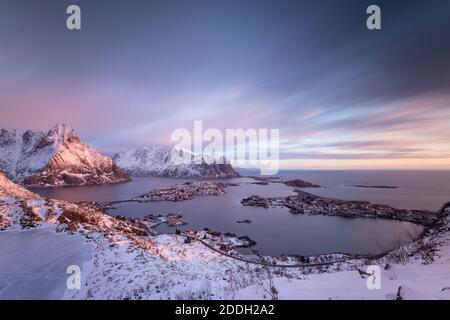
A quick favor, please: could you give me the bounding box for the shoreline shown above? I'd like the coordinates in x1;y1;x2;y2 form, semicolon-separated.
2;174;450;299
241;188;441;228
97;177;439;258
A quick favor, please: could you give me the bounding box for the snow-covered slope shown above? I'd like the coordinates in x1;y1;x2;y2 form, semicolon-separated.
0;124;129;187
0;169;145;233
1;169;450;300
113;146;240;178
0;170;53;228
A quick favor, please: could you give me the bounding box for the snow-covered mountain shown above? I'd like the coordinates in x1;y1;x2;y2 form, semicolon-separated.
0;124;129;187
112;146;240;178
2;168;450;300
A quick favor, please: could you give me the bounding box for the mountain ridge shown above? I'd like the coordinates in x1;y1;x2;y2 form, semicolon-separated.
0;124;130;187
113;146;240;179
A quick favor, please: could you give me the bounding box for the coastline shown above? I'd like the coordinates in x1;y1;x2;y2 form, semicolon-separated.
1;174;450;299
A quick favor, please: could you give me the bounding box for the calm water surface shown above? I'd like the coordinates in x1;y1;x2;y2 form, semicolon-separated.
269;170;450;211
30;170;444;256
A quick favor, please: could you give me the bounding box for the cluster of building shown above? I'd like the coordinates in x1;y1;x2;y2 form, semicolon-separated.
134;181;226;202
242;190;440;227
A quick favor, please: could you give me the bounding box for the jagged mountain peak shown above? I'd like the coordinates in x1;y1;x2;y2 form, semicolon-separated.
0;125;129;187
36;124;81;152
46;123;80;143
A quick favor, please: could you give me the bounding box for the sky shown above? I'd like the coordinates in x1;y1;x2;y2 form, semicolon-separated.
1;0;450;169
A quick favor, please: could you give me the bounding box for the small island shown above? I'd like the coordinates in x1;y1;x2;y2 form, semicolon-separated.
240;190;439;227
284;179;321;188
133;181;227;202
349;185;399;189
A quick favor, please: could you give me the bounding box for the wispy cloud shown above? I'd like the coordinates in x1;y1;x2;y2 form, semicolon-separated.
0;0;449;169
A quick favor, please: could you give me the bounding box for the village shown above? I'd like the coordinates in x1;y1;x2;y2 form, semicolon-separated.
133;181;227;202
241;190;444;227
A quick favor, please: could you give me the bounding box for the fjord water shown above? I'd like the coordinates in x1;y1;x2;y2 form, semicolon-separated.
272;170;450;211
32;170;449;256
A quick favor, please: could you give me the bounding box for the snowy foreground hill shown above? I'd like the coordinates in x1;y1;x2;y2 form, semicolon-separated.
0;124;129;187
1;170;450;299
113;146;240;179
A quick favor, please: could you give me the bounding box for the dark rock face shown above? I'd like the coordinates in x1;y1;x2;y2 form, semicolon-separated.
190;162;240;179
112;163;130;181
284;179;320;188
23;158;130;188
0;129;17;147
